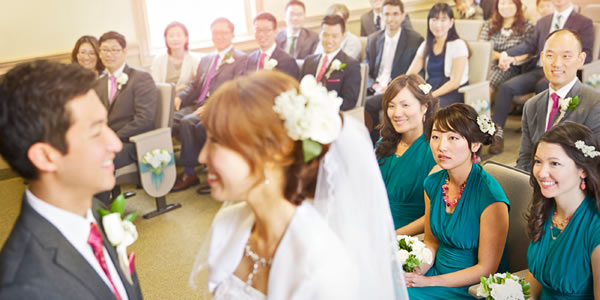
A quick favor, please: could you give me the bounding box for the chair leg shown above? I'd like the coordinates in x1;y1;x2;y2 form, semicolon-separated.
142;196;182;219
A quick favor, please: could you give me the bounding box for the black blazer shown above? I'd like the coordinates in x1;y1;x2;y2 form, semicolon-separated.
301;50;361;111
360;10;413;37
178;48;247;107
94;65;159;141
364;28;424;87
507;11;594;70
275;28;319;60
244;47;300;79
0;197;143;299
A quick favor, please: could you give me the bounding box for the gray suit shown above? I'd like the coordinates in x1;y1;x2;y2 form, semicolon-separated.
516;80;600;171
301;51;361;111
0;197;143;299
94;65;159;169
360;10;413;37
275;28;319;60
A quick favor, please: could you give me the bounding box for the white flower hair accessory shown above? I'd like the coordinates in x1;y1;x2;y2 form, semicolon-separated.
116;73;128;90
477;114;496;136
575;140;600;158
418;83;432;94
273;74;342;162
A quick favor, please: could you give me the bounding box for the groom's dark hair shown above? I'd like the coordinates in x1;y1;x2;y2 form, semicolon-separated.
0;60;96;179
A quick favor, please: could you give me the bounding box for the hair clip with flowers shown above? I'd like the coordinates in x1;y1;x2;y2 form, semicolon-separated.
477;114;496;136
418;83;432;94
272;74;343;163
575;140;600;158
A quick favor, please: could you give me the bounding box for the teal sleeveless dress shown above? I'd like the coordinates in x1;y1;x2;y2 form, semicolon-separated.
378;135;436;229
408;164;510;299
527;195;600;299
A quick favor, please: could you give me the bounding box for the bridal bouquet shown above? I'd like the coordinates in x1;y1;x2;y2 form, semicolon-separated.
477;272;531;300
396;235;433;272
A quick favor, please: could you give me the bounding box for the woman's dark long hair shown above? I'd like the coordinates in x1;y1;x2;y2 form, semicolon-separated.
71;35;104;74
526;122;600;242
423;3;470;63
375;74;440;160
487;0;528;37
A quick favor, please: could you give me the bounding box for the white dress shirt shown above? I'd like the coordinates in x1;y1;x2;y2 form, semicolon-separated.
316;48;342;77
257;44;277;71
26;189;129;299
545;77;577;130
376;29;401;88
549;5;574;33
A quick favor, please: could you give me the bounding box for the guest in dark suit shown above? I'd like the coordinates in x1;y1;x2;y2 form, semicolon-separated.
172;18;247;192
360;0;413;36
363;0;424;141
245;12;299;79
301;15;361;111
0;60;143;299
94;31;159;170
275;0;319;60
490;0;594;154
516;29;600;171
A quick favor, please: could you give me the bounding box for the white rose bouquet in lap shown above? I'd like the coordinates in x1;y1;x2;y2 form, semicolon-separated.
396;235;433;272
477;272;531;300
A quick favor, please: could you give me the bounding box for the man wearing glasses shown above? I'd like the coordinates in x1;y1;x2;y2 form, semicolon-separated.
94;31;159;202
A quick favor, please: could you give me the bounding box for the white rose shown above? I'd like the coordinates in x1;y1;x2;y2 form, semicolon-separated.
224;57;235;64
397;249;410;265
158;150;171;164
117;73;128;90
331;59;342;71
264;59;278;70
490;278;525;300
476;284;490;298
120;220;138;247
103;213;125;246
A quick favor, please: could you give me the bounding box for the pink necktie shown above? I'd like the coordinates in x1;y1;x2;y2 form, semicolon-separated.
196;55;220;104
88;223;122;300
316;56;329;82
258;53;267;70
546;92;560;131
109;76;117;103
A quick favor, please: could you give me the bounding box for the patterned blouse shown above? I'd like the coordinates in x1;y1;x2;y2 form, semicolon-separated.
479;21;535;88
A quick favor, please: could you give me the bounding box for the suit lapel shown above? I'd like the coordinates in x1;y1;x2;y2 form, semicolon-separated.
250;51;260;71
97;75;110;108
109;65;131;111
555;80;583;126
562;10;577;30
374;32;385;74
536;90;550;133
391;31;407;70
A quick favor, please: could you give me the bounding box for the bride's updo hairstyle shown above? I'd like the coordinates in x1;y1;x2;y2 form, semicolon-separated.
426;103;499;153
200;71;331;205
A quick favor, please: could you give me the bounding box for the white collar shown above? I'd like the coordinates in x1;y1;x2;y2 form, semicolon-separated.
322;48;342;63
549;77;578;99
553;5;573;20
260;43;277;58
286;28;301;38
385;29;401;43
107;63;126;79
25;189;96;248
217;46;233;58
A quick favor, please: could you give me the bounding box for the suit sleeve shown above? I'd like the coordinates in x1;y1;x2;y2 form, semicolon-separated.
340;61;361;111
506;21;542;57
583;98;600;136
516;102;534;171
178;61;204;106
0;285;62;300
364;36;375;84
116;72;159;139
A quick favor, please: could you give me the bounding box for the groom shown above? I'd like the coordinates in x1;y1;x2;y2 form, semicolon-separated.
516;29;600;171
0;61;143;299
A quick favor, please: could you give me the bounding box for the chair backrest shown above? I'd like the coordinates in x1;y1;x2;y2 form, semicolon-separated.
412;18;428;38
582;4;600;23
482;161;532;272
359;36;368;62
155;83;175;128
356;63;369;107
593;23;600;61
466;41;492;84
454;19;485;41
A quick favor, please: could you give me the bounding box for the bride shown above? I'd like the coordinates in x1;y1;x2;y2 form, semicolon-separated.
190;71;407;299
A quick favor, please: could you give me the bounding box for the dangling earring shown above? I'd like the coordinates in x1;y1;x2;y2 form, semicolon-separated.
472;152;478;164
264;170;270;185
580;178;586;190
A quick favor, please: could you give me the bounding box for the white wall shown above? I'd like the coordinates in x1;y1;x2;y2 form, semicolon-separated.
264;0;369;20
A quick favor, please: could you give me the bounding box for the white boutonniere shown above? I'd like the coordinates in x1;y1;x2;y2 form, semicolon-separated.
116;73;128;90
99;194;138;285
465;6;476;18
325;59;347;79
555;96;579;124
477;272;531;300
220;52;235;67
264;58;278;70
418;83;432;94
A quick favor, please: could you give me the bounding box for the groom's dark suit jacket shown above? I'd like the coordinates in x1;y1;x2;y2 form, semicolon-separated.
243;47;300;79
0;197;143;299
301;50;361;111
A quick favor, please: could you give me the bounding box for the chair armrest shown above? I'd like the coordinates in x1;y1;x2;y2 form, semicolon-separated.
129;127;171;144
458;81;489;94
467;269;530;298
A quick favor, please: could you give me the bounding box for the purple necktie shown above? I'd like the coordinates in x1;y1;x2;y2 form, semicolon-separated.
196;55;220;104
109;76;117;103
546;92;560;131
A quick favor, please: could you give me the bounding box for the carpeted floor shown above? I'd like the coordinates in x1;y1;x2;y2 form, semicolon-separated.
0;115;523;299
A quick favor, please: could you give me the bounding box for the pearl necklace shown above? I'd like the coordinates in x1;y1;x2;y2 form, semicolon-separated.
442;177;466;208
244;244;273;288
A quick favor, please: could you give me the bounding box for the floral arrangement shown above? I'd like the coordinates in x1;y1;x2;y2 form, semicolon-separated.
140;148;175;189
418;83;432;94
477;114;496;136
116;73;128;90
575;140;600;158
264;58;278;70
325;59;346;79
477;272;531;300
470;98;491;116
98;194;138;284
396;235;433;272
585;73;600;88
272;74;342;162
464;6;476;18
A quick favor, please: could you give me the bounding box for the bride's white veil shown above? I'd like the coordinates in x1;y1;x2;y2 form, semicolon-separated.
313;116;408;299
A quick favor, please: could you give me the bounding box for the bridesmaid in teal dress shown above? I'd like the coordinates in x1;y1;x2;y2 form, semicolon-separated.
524;122;600;299
405;104;510;299
376;74;440;235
